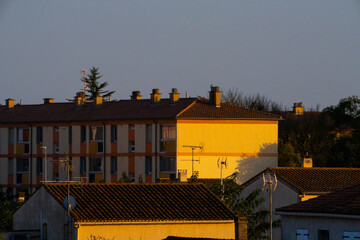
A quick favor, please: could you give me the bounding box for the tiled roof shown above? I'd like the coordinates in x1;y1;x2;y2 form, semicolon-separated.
242;167;360;194
43;183;235;222
177;99;279;120
276;184;360;216
0;98;279;124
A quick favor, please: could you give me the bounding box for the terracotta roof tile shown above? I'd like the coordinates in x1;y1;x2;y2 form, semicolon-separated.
242;167;360;194
276;184;360;216
0;98;279;124
43;183;235;222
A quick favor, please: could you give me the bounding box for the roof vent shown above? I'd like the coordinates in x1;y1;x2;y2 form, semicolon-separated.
75;92;86;106
131;91;142;100
5;98;15;109
209;86;221;108
151;88;161;104
43;98;54;104
169;88;180;103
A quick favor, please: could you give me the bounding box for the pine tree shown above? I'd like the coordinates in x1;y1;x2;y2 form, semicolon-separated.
81;67;115;101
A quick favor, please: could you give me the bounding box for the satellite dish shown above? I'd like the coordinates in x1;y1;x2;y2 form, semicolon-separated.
63;195;76;210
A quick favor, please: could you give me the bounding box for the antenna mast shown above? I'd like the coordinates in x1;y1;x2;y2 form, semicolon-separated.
182;145;202;176
217;157;227;200
262;172;277;240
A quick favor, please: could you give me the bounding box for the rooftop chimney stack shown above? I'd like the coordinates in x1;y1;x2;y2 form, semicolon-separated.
151;88;161;104
95;92;103;105
301;154;313;168
293;102;304;115
209;86;221;108
131;91;142;100
75;92;86;106
5;98;15;109
169;88;180;103
43;98;54;104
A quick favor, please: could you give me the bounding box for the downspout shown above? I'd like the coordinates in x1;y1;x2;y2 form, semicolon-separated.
30;124;33;193
103;122;106;182
154;120;158;182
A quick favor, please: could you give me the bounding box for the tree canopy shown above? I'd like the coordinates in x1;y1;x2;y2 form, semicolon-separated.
81;67;115;101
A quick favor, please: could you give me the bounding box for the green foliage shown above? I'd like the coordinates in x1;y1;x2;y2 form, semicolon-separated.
208;175;280;239
138;174;143;183
82;67;115;101
118;171;131;183
188;171;199;183
222;88;284;112
0;200;13;231
87;234;114;240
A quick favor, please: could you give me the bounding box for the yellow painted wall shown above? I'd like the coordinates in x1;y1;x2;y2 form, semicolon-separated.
77;221;235;240
176;120;278;183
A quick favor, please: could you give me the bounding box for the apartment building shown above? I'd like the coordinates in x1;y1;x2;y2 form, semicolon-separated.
0;86;280;199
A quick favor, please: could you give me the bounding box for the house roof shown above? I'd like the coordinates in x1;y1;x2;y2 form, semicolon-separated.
0;98;279;124
276;184;360;217
43;183;235;223
242;167;360;195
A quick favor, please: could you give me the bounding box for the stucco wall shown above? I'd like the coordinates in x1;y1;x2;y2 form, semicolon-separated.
77;221;235;240
241;177;300;240
280;215;360;240
13;187;71;240
176;120;278;182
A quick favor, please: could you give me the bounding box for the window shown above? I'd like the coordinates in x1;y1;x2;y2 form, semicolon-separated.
160;156;176;172
89;157;102;172
68;126;72;143
8;128;14;145
160;125;176;139
145;156;152;174
36;157;43;174
17;158;29;173
17;128;29;143
54;143;59;154
129;141;135;152
344;232;360;239
318;230;329;240
16;158;29;184
146;124;152;143
8;158;14;175
160;125;176;152
297;229;309;240
80;157;86;174
36;127;43;144
81;126;86;143
90;126;103;141
111;125;117;143
111;157;117;174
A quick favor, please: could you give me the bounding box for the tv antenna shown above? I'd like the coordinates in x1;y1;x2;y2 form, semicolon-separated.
182;145;202;176
217;157;227;200
262;172;277;240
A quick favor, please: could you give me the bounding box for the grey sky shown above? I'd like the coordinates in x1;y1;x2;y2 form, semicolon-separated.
1;0;359;109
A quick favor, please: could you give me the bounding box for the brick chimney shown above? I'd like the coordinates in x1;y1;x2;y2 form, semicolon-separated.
6;98;15;109
94;92;103;105
293;102;304;115
209;86;221;108
131;91;142;100
75;92;86;106
301;154;313;168
169;88;180;103
43;98;54;104
151;88;161;104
